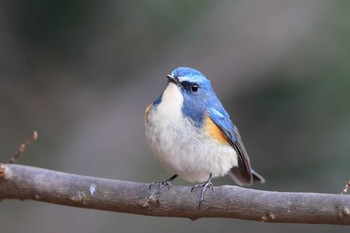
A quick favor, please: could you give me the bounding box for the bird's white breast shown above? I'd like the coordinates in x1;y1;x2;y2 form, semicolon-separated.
145;83;238;183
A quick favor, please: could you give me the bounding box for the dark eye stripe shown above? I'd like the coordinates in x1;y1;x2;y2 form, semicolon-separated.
180;81;191;87
181;81;199;92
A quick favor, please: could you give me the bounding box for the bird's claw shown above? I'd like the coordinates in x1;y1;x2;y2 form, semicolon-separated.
149;181;172;205
149;180;172;191
191;176;214;208
149;175;177;205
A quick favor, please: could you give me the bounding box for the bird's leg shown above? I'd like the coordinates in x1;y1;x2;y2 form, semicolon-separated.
191;173;213;208
149;174;178;205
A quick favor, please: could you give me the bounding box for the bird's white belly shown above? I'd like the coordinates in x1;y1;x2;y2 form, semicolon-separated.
145;84;238;183
145;121;237;182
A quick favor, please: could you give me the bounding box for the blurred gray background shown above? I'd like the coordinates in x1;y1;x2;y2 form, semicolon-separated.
1;0;350;232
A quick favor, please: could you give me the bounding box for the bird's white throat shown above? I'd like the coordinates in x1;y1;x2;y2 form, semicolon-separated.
157;83;183;117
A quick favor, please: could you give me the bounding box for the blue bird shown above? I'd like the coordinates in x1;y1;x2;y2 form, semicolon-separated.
145;67;264;206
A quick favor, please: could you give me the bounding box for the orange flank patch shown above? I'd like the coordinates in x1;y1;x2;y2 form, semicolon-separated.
204;116;229;144
145;103;152;119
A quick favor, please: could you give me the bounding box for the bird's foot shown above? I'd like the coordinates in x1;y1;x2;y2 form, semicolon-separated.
191;173;213;208
149;174;177;205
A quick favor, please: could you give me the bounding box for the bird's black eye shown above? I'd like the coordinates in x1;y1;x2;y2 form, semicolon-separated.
191;84;199;92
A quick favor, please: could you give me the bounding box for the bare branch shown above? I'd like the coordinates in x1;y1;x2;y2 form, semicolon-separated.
0;163;350;224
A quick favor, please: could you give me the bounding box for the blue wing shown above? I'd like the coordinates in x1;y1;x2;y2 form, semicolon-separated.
208;107;253;185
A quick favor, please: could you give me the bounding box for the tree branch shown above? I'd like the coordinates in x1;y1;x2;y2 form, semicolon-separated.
0;163;350;225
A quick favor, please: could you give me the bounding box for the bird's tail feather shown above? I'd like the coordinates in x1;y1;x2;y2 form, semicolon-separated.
229;168;265;186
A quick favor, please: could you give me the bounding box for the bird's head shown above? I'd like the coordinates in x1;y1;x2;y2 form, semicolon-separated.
167;67;212;95
163;67;217;126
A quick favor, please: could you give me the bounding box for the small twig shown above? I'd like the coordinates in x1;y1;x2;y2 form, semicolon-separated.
9;131;38;164
341;179;350;195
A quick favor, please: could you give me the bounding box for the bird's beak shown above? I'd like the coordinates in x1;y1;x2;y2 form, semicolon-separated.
167;74;181;86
